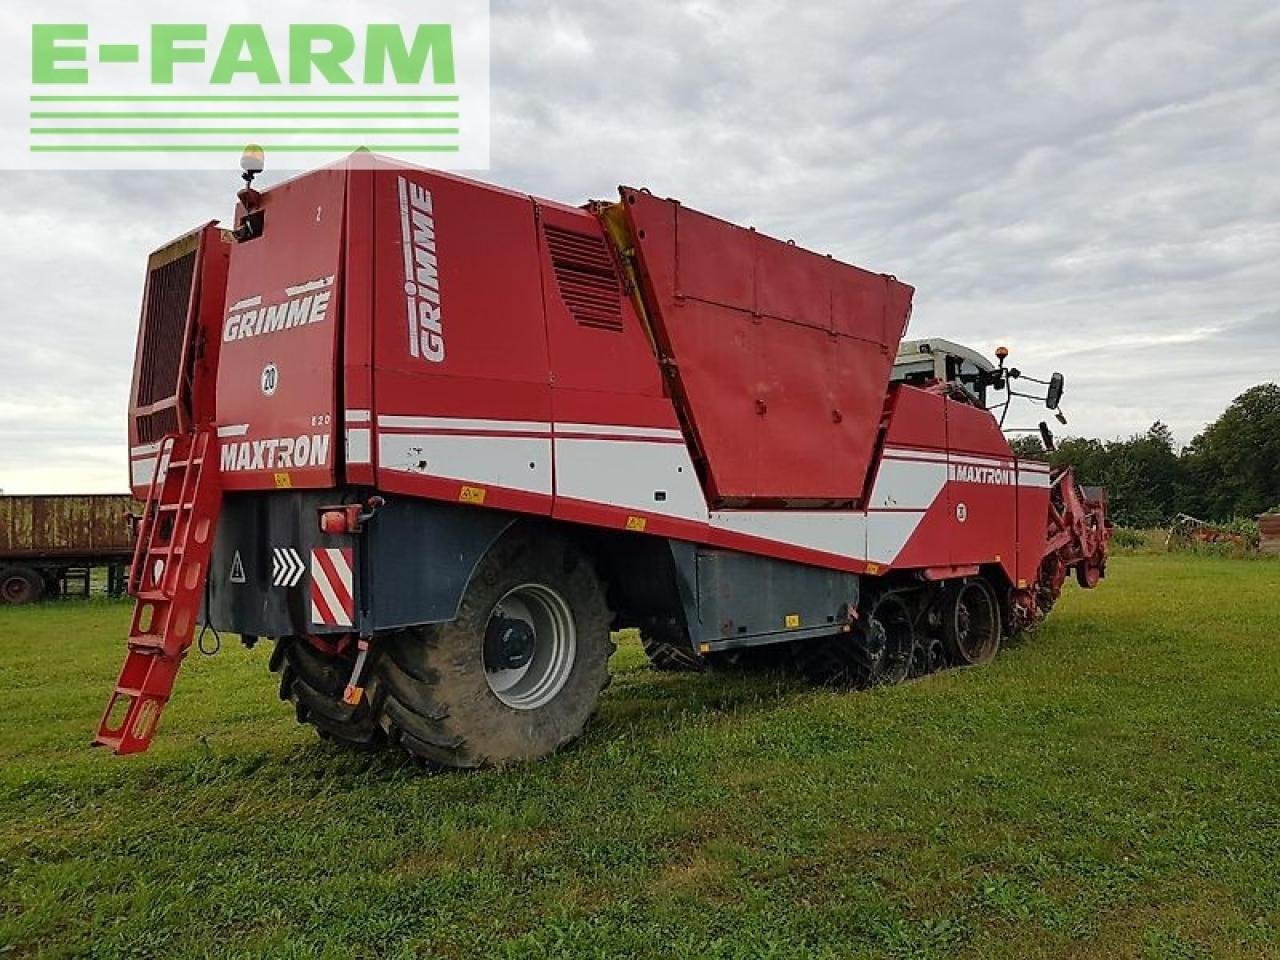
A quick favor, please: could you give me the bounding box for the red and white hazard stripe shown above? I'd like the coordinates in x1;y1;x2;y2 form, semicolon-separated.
310;547;354;627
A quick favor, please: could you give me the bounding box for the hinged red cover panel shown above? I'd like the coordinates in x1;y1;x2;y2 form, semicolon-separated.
215;167;348;490
622;188;913;504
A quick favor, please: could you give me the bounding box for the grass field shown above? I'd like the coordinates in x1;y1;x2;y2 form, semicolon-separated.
2;554;1278;959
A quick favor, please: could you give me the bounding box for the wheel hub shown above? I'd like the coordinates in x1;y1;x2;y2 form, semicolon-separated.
484;616;536;671
482;584;577;711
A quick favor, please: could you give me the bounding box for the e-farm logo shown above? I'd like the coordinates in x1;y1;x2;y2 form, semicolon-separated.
5;1;490;170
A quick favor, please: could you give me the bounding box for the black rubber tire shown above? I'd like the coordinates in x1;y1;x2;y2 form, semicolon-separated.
640;618;704;672
868;593;914;686
0;566;44;605
941;579;1002;666
269;636;384;751
375;531;614;768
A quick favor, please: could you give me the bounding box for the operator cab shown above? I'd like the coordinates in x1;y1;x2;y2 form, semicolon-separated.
891;338;997;406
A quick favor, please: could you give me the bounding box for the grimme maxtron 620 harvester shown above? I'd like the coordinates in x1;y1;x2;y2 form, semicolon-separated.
99;152;1110;766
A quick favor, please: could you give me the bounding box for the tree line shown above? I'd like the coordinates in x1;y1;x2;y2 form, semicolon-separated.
1011;383;1280;528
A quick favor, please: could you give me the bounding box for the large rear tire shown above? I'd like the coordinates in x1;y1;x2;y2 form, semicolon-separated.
376;531;614;768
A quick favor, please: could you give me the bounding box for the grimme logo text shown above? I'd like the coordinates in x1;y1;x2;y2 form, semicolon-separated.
398;176;445;363
223;280;333;343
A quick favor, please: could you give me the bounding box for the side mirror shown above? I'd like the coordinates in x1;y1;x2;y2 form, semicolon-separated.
1046;372;1065;410
1038;421;1056;453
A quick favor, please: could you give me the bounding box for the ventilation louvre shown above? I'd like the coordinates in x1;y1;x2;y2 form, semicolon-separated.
543;224;624;332
136;250;197;407
137;408;180;445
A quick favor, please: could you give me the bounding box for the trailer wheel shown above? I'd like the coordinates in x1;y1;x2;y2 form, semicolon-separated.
639;618;705;672
376;531;613;768
269;636;384;751
941;579;1001;666
0;566;44;605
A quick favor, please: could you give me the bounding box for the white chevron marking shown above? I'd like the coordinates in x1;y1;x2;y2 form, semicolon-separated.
271;547;304;588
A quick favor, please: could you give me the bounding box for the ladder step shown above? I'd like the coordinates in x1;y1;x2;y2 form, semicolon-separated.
146;545;185;556
94;649;183;754
98;427;221;757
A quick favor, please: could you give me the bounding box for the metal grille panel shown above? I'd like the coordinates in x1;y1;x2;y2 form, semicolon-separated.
543;224;624;332
136;251;196;407
136;408;180;445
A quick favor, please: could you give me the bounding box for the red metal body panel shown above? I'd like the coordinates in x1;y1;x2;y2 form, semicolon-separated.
536;200;666;404
215;167;347;491
620;188;913;505
369;165;555;515
876;388;953;572
371;169;553;419
1016;466;1052;586
945;401;1018;579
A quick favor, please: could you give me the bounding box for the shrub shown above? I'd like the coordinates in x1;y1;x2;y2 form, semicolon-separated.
1111;527;1150;551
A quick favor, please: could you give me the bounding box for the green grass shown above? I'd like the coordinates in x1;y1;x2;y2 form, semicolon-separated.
2;555;1278;959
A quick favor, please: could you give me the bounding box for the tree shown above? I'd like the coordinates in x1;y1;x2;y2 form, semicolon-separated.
1057;424;1184;527
1007;384;1280;525
1014;424;1187;527
1182;383;1280;521
1009;435;1047;458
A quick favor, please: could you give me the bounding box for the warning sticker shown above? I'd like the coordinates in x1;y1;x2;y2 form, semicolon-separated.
229;550;246;584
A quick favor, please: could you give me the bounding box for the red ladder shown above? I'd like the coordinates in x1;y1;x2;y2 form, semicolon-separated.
95;429;222;754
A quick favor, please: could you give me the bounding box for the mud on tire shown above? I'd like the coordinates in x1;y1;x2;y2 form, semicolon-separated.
374;531;614;768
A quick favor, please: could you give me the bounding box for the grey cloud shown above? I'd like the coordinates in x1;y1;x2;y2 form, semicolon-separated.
1;0;1277;491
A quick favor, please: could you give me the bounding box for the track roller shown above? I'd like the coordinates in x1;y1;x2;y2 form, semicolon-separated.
940;578;1002;666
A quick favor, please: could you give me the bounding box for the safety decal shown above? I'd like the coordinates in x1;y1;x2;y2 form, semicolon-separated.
271;547;305;588
310;547;354;628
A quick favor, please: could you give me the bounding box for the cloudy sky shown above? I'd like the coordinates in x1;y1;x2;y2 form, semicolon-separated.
1;0;1277;493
